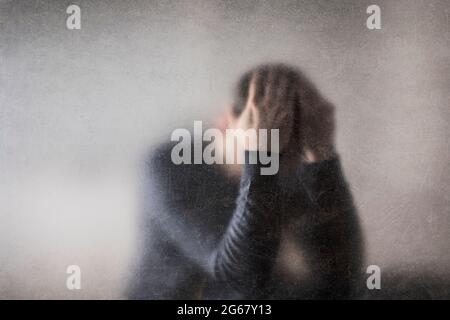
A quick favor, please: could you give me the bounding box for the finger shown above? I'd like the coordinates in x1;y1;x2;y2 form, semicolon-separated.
254;68;268;108
238;101;253;129
245;74;257;111
250;105;259;129
275;71;290;107
264;68;277;110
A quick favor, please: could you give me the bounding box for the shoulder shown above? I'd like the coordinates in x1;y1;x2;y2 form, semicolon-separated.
144;141;188;187
142;141;214;200
145;142;177;175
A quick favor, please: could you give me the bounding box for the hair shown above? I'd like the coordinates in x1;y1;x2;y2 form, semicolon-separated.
232;63;335;153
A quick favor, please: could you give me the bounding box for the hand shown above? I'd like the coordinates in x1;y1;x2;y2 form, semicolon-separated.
232;72;296;153
300;92;336;163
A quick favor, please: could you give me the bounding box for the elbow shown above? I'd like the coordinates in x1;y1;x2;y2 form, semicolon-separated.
208;249;267;298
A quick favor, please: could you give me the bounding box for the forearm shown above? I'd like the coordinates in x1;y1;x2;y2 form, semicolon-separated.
301;155;355;219
210;153;282;297
300;155;364;298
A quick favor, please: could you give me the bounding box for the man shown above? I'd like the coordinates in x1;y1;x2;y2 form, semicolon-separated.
128;63;364;299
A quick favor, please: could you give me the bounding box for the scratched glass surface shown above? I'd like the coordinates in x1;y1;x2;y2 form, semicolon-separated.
0;0;449;299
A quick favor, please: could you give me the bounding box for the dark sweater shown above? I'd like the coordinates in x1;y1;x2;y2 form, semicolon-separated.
128;142;364;299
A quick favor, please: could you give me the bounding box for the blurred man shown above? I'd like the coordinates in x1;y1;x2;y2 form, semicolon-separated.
128;63;364;299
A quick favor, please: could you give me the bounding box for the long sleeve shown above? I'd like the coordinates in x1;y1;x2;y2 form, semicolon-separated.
300;156;354;218
209;152;282;298
298;156;364;299
129;146;283;299
128;144;364;299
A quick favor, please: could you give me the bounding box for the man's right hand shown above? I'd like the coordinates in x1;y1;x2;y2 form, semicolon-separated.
232;72;297;154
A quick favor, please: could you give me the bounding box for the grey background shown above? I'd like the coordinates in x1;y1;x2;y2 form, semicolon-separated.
1;0;449;298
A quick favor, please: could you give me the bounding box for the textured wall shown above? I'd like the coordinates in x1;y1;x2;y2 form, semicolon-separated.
1;0;449;298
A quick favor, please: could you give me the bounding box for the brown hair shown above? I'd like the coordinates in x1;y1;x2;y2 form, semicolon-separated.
233;63;335;155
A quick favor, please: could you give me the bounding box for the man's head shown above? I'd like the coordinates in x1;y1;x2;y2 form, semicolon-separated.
223;62;336;162
224;63;304;153
232;63;302;117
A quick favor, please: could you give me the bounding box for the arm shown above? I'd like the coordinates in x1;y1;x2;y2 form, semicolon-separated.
300;156;364;299
210;152;282;298
297;79;364;298
129;148;283;299
131;71;299;299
